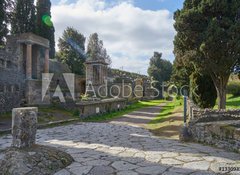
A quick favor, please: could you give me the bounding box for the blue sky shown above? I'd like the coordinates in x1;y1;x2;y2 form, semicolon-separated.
52;0;184;12
51;0;185;74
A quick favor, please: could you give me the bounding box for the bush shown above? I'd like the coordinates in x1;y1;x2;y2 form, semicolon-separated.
227;81;240;96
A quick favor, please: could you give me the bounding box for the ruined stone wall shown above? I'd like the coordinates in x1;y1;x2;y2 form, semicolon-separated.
0;38;25;113
187;100;240;152
187;100;240;123
75;98;126;118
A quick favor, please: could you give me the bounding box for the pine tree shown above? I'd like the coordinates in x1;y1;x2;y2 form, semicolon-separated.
36;0;55;58
57;27;86;75
0;0;7;45
147;52;172;96
87;33;111;64
11;0;36;34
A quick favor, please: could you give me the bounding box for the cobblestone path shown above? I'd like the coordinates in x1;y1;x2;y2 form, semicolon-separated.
0;105;239;175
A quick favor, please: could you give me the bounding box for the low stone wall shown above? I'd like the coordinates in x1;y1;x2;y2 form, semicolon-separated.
187;100;240;152
189;120;240;153
187;100;240;123
75;98;127;118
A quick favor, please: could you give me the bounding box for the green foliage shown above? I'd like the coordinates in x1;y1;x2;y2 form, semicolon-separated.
57;27;86;75
11;0;36;34
227;81;240;97
148;52;173;94
72;109;80;117
109;68;147;80
174;0;240;109
36;0;55;58
0;0;8;46
170;59;193;88
190;72;217;108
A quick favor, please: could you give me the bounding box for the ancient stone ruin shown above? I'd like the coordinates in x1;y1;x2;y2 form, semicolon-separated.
12;107;38;148
0;33;50;113
0;32;156;118
186;100;240;153
0;107;73;175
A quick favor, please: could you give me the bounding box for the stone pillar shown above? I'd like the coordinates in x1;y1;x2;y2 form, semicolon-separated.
12;107;38;148
26;43;32;79
44;48;49;73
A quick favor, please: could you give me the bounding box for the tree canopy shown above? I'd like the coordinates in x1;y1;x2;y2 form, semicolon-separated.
174;0;240;109
0;0;13;46
87;33;111;64
11;0;36;34
36;0;55;58
148;52;173;96
57;27;86;75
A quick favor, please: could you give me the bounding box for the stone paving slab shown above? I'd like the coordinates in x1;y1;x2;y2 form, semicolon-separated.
0;105;239;175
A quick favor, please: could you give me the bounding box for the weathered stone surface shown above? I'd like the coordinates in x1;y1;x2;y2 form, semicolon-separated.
68;164;92;175
135;165;168;174
89;166;115;175
183;161;210;171
175;155;203;162
12;107;38;148
82;159;110;166
161;158;183;165
112;161;138;171
117;170;138;175
54;169;71;175
0;145;73;175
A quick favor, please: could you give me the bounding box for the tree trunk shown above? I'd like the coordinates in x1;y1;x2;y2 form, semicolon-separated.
216;85;227;109
211;74;229;110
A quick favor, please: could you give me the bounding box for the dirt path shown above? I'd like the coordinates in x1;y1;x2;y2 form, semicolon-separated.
109;104;165;128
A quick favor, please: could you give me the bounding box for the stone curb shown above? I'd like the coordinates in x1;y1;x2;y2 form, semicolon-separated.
0;118;80;135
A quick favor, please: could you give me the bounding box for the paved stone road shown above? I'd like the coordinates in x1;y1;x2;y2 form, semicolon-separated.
0;106;239;175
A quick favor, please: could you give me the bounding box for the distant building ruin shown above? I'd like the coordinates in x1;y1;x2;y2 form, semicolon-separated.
0;33;156;113
0;33;50;113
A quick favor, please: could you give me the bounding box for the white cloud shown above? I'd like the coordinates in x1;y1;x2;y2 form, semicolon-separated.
52;0;175;75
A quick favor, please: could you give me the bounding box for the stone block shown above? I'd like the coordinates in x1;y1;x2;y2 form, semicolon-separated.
12;107;38;148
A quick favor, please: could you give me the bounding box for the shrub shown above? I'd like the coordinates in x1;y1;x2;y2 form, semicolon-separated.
227;81;240;96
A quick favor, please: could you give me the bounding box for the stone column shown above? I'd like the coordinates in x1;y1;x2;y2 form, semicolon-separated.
12;107;38;148
44;48;49;73
26;43;32;79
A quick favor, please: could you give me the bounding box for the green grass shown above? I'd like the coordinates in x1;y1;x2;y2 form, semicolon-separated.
148;98;183;125
83;99;164;122
214;94;240;109
225;94;240;109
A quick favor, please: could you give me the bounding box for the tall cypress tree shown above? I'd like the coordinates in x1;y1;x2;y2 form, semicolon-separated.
0;0;7;46
36;0;55;58
0;0;13;46
11;0;36;34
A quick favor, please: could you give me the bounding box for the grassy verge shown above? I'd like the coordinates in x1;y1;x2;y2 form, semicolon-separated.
0;106;78;126
214;94;240;109
148;99;183;125
147;98;183;139
83;99;164;122
225;94;240;109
